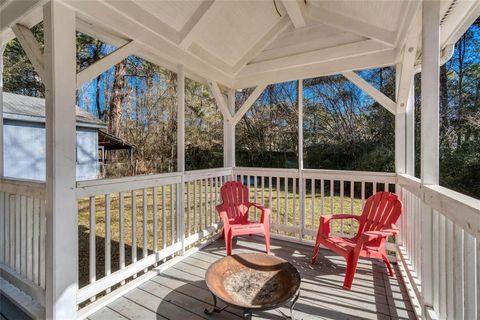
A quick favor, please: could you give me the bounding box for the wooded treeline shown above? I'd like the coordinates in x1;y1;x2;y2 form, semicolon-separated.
3;20;479;198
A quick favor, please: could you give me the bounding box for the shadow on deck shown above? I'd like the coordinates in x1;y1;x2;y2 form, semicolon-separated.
88;236;415;320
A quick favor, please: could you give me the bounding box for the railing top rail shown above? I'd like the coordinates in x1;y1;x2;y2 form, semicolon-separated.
399;173;480;239
234;167;397;182
0;178;46;199
301;169;397;181
234;167;299;174
184;167;232;181
76;172;182;198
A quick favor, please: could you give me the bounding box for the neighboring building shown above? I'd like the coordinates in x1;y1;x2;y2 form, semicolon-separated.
2;92;106;181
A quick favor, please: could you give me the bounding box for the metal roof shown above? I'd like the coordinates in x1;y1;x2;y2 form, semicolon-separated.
2;92;106;129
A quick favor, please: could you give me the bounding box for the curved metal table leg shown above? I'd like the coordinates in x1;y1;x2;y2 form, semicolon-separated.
243;309;253;320
279;289;300;320
204;292;227;315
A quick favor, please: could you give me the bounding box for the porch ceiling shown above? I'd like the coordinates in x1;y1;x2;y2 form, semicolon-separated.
1;0;479;89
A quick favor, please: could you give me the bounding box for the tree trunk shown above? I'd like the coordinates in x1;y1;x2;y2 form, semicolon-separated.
108;60;127;161
439;64;449;146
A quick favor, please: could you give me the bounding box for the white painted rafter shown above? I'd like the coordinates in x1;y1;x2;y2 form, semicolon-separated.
11;23;45;81
232;16;291;74
342;71;396;114
306;5;396;47
63;0;234;88
103;0;179;44
281;0;306;28
178;0;215;49
208;80;233;122
232;85;267;124
234;49;397;88
76;41;139;88
240;39;390;76
396;33;419;113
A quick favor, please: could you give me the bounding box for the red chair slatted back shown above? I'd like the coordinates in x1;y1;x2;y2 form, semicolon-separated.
356;192;403;240
220;181;250;224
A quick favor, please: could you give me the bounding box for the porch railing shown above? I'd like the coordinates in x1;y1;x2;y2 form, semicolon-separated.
397;174;479;320
0;179;46;308
75;167;233;307
1;168;478;319
233;167;397;243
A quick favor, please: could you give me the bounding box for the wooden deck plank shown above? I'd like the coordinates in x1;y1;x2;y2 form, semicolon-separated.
124;287;205;320
90;237;413;320
107;296;166;320
88;307;128;320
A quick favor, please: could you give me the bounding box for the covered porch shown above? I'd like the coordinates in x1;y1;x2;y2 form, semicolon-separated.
1;1;479;320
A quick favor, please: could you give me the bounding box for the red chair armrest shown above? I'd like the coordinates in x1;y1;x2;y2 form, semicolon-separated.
216;205;230;229
249;203;270;223
319;214;360;237
358;229;398;243
330;214;361;221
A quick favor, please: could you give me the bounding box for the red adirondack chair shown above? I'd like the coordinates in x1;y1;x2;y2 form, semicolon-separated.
311;192;403;290
216;181;270;256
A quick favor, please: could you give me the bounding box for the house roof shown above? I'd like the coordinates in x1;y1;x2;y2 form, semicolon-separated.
98;129;135;151
2;92;106;129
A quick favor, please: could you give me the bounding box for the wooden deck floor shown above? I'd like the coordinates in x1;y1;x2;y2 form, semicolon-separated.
89;237;415;320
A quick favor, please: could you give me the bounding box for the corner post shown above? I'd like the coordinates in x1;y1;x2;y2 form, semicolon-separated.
405;78;415;176
177;64;185;254
43;1;78;318
420;0;441;316
395;64;406;175
224;89;235;171
0;44;5;179
298;79;305;240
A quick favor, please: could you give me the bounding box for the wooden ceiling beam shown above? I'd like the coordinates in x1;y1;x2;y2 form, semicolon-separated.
232;16;291;74
232;85;267;124
76;41;139;88
306;5;396;47
396;33;419;114
281;0;306;28
63;0;234;88
11;23;45;81
103;0;179;44
234;49;397;88
178;0;216;49
342;71;396;115
208;80;233;122
240;40;390;76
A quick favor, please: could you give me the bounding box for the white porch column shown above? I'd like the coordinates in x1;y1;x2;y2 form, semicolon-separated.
298;79;305;239
177;65;185;172
43;1;78;319
224;89;235;168
420;0;441;317
395;65;406;174
0;45;5;178
405;79;415;176
177;64;185;253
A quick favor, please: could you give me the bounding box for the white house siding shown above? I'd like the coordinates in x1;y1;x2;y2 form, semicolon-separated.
3;120;99;181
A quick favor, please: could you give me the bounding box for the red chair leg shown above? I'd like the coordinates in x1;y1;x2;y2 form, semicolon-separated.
264;233;270;254
311;227;323;264
343;251;360;290
382;254;394;276
225;233;232;256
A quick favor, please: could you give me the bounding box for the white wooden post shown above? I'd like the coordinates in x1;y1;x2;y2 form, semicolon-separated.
0;45;5;178
405;78;415;176
177;64;185;254
224;89;235;168
395;65;406;174
43;1;78;319
420;0;441;316
298;80;305;240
